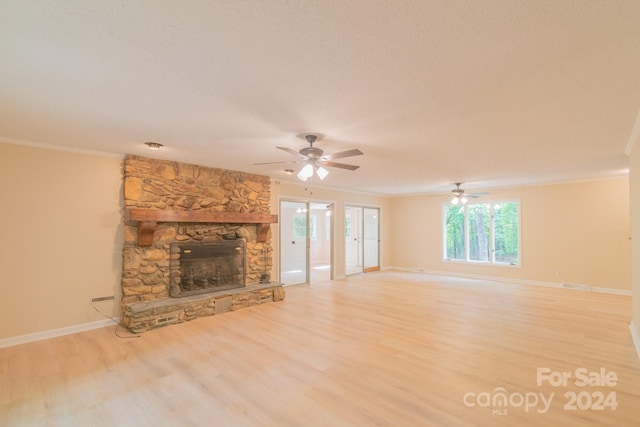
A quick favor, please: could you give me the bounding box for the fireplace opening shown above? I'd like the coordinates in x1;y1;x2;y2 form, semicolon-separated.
170;241;246;297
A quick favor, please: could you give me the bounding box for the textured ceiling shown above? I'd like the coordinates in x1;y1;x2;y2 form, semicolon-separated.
1;1;640;195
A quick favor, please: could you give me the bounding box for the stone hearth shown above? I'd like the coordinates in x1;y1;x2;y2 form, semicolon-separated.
123;283;285;333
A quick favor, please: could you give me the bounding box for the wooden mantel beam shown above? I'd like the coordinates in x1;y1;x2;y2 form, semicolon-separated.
126;208;278;224
125;208;278;246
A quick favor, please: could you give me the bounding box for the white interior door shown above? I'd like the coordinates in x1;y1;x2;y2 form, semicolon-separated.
346;206;380;275
345;206;380;275
279;200;308;285
363;207;380;272
345;206;361;275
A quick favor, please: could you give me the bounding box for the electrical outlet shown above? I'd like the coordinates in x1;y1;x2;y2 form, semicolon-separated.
91;296;115;302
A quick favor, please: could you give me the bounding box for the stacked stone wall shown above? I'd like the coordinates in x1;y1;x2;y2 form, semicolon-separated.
121;155;274;309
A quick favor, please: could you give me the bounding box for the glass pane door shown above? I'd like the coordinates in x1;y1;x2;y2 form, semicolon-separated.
345;206;380;275
363;207;380;272
345;206;362;275
279;200;308;285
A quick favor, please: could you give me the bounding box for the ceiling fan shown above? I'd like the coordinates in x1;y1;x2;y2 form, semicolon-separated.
450;183;488;205
254;134;363;181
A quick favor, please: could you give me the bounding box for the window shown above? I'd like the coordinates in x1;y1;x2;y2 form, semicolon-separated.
468;204;491;262
345;215;352;240
293;214;306;238
293;214;317;239
443;201;520;266
444;205;465;260
492;202;519;265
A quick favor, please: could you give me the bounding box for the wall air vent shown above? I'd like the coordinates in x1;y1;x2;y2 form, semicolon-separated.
155;315;179;326
215;296;232;314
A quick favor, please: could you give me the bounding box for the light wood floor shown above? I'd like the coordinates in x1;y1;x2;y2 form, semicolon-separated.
1;271;639;426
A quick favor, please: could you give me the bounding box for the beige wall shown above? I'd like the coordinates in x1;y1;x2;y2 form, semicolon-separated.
270;181;391;279
0;144;390;340
0;141;632;342
629;146;640;331
0;143;123;339
389;178;631;291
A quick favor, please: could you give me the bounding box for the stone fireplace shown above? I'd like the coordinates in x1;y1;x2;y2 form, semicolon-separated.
120;155;284;333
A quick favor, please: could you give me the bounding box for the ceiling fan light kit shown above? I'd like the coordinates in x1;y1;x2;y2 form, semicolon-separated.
451;195;468;205
316;166;329;180
254;133;363;182
296;164;329;181
297;163;314;180
450;183;488;204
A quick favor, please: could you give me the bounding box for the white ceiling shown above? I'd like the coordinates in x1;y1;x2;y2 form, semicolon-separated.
2;1;640;195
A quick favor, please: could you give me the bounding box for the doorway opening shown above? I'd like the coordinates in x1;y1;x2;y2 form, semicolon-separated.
279;200;333;285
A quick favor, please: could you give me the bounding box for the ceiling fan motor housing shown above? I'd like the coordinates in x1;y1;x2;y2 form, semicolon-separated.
300;146;324;159
452;183;464;197
300;134;324;159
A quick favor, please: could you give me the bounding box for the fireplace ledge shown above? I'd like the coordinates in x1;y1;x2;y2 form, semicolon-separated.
121;282;285;333
125;208;278;246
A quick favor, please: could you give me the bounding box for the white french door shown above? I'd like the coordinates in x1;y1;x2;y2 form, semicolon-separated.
279;200;333;285
345;206;380;275
280;200;308;285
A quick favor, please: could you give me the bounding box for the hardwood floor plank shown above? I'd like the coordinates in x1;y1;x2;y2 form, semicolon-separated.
1;271;639;426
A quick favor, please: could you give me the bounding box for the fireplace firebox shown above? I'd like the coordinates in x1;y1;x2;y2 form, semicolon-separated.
169;241;246;297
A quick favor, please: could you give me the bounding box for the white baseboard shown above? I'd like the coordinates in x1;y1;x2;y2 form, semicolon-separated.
0;318;118;349
591;287;633;296
631;322;640;360
384;266;632;296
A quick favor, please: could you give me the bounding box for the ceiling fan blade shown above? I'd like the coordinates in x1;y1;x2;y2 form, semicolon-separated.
321;148;364;161
253;160;299;165
276;146;304;158
467;192;490;198
321;161;360;171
